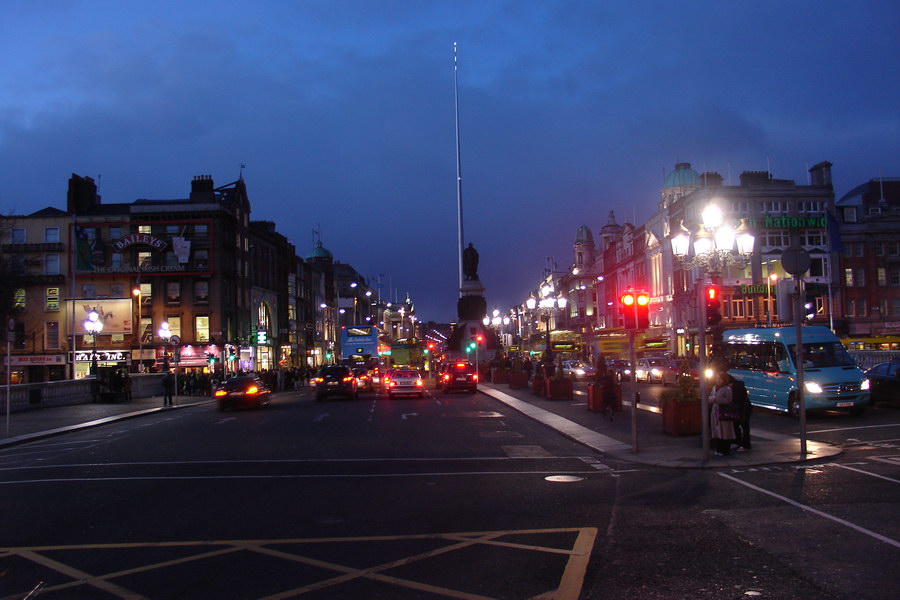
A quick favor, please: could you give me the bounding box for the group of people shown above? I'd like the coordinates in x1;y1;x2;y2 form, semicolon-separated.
708;370;753;456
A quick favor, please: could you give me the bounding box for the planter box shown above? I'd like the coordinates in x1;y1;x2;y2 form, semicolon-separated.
586;382;622;412
532;375;546;396
508;371;529;389
661;398;702;436
546;378;574;401
492;369;510;384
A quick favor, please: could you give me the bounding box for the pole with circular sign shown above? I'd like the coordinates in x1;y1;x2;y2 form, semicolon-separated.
781;242;811;456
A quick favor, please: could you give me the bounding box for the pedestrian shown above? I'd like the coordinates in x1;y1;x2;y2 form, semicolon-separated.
161;370;176;407
523;357;533;381
594;360;618;421
730;375;752;451
708;370;736;456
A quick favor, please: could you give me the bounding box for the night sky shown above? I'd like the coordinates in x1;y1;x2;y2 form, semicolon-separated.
2;1;898;322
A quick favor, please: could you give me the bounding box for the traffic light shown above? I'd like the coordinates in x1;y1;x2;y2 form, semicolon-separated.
636;292;650;329
705;285;722;327
475;334;484;345
620;292;636;329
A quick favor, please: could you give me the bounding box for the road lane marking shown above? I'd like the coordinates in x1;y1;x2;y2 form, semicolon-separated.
807;423;900;434
827;462;900;483
718;472;900;548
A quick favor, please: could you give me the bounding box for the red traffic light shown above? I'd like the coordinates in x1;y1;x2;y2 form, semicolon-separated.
621;292;636;306
636;292;650;329
475;334;484;343
705;285;722;327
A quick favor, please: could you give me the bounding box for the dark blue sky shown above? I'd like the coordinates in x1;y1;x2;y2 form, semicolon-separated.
2;1;898;322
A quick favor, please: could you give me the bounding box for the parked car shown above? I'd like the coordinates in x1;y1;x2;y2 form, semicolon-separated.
440;361;478;394
865;359;900;404
607;359;632;382
312;365;359;401
661;359;700;386
561;360;596;380
386;369;426;398
635;357;667;383
215;375;271;411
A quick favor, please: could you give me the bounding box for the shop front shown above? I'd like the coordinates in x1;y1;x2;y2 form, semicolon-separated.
3;354;67;383
72;350;130;379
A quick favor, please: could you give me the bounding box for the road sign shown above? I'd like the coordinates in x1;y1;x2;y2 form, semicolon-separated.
169;335;181;345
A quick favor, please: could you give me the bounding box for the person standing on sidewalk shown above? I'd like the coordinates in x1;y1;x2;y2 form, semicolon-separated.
708;370;736;456
730;375;752;451
161;371;176;407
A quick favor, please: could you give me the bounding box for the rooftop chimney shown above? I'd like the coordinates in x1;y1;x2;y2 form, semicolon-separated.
67;173;100;214
808;161;833;187
190;175;215;202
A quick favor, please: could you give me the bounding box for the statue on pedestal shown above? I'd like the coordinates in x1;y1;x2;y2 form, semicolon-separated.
463;243;479;281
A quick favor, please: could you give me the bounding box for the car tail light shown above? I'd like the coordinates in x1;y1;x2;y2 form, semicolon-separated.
442;374;451;382
214;390;227;397
246;386;259;395
342;376;355;383
415;379;424;387
389;381;397;388
472;373;479;382
311;377;324;384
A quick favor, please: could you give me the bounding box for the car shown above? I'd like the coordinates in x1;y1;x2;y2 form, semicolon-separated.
635;357;668;383
440;361;478;394
215;375;271;411
561;360;596;380
352;367;375;392
312;365;359;401
661;359;700;386
386;369;426;398
607;359;632;382
865;359;900;404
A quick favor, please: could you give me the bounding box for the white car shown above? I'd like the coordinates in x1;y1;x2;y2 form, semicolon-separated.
634;358;667;383
561;360;596;380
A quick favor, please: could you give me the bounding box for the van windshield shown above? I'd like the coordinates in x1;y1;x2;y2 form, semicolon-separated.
788;342;856;368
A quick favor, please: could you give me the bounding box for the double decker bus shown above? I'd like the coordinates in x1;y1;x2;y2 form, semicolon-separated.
340;325;380;362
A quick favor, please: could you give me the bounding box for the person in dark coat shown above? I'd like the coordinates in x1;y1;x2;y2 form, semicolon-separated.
730;375;752;451
161;371;176;407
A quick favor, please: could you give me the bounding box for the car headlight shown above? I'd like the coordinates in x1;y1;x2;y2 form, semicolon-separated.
804;381;824;394
575;369;585;376
861;378;870;390
650;368;660;376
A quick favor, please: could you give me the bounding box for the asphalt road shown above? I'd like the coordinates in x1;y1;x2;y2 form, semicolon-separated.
0;385;897;599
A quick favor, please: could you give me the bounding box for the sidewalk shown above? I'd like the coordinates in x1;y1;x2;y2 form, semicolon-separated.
479;382;842;468
0;385;842;468
0;395;213;449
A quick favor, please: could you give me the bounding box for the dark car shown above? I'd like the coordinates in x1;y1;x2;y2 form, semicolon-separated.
607;359;632;382
865;360;900;404
312;365;359;401
661;359;700;386
352;367;375;392
215;376;271;411
385;369;426;398
440;361;478;394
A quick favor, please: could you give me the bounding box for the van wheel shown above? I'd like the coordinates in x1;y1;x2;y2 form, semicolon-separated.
788;393;800;418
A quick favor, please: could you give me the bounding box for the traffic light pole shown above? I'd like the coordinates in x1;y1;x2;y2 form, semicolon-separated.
697;282;710;461
628;324;639;453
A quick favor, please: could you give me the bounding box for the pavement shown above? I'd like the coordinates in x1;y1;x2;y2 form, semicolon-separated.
0;382;842;468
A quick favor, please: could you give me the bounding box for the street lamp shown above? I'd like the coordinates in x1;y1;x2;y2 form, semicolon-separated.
526;295;567;366
767;272;778;328
671;202;755;461
83;308;103;375
158;321;172;371
132;286;143;372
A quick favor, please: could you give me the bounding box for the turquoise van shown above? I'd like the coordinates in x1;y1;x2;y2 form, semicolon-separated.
722;326;870;416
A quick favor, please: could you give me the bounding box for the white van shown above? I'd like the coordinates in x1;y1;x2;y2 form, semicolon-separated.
721;326;870;416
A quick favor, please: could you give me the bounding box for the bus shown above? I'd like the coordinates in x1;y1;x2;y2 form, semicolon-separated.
340;325;380;362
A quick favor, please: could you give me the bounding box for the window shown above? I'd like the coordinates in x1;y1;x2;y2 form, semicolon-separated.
858;299;867;316
730;298;746;318
166;316;181;338
890;243;899;257
111;252;123;269
138;225;151;235
855;268;866;287
880;299;889;316
82;284;96;299
45;322;60;350
843;207;857;223
140;316;153;343
847;299;856;317
45;254;60;275
195;315;210;343
844;269;854;287
878;268;887;286
166;281;181;303
809;257;827;278
14;289;25;310
854;243;864;258
891;267;900;286
11;228;25;243
892;299;900;316
194;249;209;270
165;251;177;267
876;243;885;257
194;224;208;237
194;280;209;303
45;287;59;312
44;227;60;243
137;251;151;268
110;283;124;298
109;226;122;240
166;224;179;235
763;231;789;247
801;230;824;246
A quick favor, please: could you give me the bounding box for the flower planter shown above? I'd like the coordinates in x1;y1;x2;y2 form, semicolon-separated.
546;378;574;401
492;369;510;384
661;398;702;436
508;371;529;389
532;375;546;396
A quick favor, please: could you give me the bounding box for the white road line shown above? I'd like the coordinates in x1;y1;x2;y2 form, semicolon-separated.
0;470;602;486
718;472;900;548
827;462;900;484
807;423;900;434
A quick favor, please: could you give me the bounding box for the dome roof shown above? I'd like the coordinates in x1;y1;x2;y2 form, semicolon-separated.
575;225;594;244
306;240;333;260
664;162;700;189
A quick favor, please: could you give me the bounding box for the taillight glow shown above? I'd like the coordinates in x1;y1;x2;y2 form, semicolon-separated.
311;377;324;384
415;379;424;387
214;390;227;397
342;376;355;382
472;374;479;382
246;386;259;395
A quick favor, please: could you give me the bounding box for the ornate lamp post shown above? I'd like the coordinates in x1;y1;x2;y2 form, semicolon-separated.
132;286;143;372
84;309;103;375
158;321;172;371
670;202;755;460
526;294;567;366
